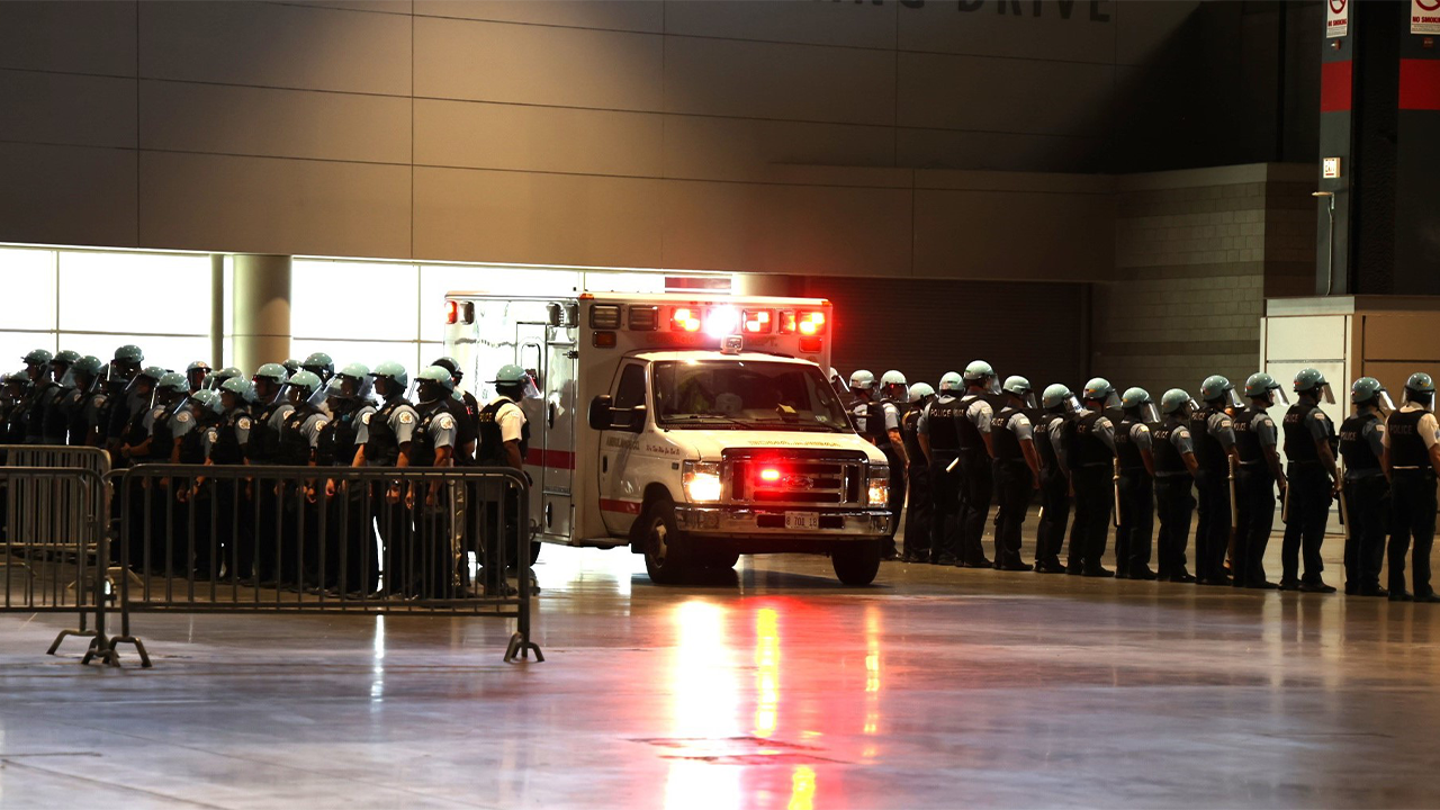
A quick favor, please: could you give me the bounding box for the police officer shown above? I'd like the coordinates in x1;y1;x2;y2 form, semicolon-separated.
1232;373;1286;589
105;345;147;457
433;357;478;465
1339;377;1392;597
1065;378;1119;577
1382;373;1440;603
848;370;880;443
317;372;378;595
301;352;335;385
353;362;420;595
991;376;1040;571
192;377;254;582
243;363;296;584
115;366;165;466
1;371;28;443
1153;389;1200;583
208;367;243;392
877;370;909;559
1114;388;1159;580
40;350;81;444
918;372;964;566
185;361;211;395
19;348;58;445
176;388;225;578
1280;368;1340;593
956;361;1000;568
1032;384;1075;574
276;371;328;587
282;358;302;377
58;355;106;447
901;382;935;563
1190;376;1241;586
477;364;532;589
128;372;194;572
409;366;461;598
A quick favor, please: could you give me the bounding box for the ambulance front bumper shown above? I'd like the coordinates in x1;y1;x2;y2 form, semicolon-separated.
674;505;891;538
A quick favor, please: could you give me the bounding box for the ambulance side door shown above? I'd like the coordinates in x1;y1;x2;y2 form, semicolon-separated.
598;361;648;535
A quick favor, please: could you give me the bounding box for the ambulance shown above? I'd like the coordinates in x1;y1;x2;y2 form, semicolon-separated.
442;291;893;585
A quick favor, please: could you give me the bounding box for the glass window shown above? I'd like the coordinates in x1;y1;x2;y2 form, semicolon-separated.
613;363;647;411
419;264;580;343
290;338;420;379
58;251;210;335
58;333;210;375
0;248;57;331
291;259;418;342
0;332;57;370
652;360;848;432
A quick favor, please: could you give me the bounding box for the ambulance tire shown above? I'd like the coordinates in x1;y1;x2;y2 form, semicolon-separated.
699;550;740;570
641;498;692;585
530;540;542;566
831;541;881;586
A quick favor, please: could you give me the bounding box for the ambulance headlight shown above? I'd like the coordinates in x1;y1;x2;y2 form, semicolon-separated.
867;465;890;508
683;460;724;503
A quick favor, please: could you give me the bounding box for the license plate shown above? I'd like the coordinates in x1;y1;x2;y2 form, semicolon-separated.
784;512;820;531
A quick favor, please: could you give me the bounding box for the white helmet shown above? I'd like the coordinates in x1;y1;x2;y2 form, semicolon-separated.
849;369;876;390
908;382;935;403
880;370;907;387
938;371;964;392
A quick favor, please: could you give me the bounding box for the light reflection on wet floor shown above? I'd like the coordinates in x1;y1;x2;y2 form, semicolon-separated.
0;534;1436;809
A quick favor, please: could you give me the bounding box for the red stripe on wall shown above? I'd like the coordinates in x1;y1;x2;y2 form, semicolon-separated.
1320;60;1353;113
1400;59;1440;111
599;498;642;515
525;448;576;470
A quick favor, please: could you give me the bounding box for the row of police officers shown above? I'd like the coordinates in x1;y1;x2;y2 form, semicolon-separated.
836;362;1440;601
0;346;533;598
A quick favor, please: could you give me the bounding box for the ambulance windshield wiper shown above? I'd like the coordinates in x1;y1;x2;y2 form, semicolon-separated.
664;413;757;430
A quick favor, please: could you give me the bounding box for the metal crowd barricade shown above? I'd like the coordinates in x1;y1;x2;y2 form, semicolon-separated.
109;464;543;667
0;460;116;665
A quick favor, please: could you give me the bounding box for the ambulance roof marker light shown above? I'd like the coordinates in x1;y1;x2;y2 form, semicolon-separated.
672;307;702;333
705;305;740;338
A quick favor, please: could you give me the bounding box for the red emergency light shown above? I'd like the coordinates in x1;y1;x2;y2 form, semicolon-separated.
759;467;782;483
743;309;774;334
671;307;702;333
798;311;826;336
445;300;459;325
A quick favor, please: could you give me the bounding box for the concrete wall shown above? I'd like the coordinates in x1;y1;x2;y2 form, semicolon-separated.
1090;163;1316;398
0;0;1306;282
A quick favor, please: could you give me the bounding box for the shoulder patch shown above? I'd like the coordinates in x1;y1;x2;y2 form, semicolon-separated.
437;414;456;431
314;418;329;430
237;417;253;431
398;411;415;425
361;412;372;425
1314;411;1329;422
175;411;192;423
1136;424;1150;434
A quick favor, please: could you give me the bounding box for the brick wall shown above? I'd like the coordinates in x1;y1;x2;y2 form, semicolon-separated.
1091;164;1315;399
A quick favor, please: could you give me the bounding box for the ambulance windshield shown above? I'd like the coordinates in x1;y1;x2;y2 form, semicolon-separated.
653;361;851;432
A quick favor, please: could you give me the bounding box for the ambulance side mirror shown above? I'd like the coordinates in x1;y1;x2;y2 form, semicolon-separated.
588;395;613;431
590;395;645;433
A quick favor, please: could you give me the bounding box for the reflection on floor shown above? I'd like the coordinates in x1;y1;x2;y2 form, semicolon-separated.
1;532;1435;809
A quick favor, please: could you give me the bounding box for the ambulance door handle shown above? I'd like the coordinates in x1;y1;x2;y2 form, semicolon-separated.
548;402;556;429
602;456;608;474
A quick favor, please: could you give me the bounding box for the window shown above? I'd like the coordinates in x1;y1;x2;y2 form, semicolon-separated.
613;363;647;411
652;360;848;432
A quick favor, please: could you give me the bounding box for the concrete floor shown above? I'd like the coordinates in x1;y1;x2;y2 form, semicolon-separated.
1;530;1437;810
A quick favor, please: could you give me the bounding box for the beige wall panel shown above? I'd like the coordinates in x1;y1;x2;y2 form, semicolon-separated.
664;0;896;49
139;152;410;258
899;52;1113;137
413;168;665;268
0;71;137;149
1362;314;1440;364
0;144;137;247
0;1;136;76
912;189;1114;281
140;81;411;165
660;182;913;277
663;37;895;126
897;1;1115;64
897;128;1101;173
662;116;895;181
415;0;663;33
414;17;663;111
1265;314;1347;362
267;0;414;14
414;99;663;176
139;1;412;96
1115;0;1200;66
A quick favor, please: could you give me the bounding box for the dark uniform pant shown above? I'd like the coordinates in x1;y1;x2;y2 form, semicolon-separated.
1193;467;1231;581
929;453;961;563
1342;474;1388;594
903;461;931;561
1067;465;1111;573
1233;466;1276;587
958;449;993;565
1034;467;1069;569
882;446;905;557
1154;473;1195;579
1281;463;1331;585
1115;469;1153;576
1388;469;1436;597
992;460;1032;569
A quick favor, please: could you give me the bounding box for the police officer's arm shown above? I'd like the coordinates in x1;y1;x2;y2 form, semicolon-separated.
1175;426;1199;474
974;400;995;457
1309;411;1340;489
1135;424;1155;477
1051;420;1071;477
1421;413;1440;476
498;404;526;471
1094;416;1117;454
1259;415;1286;485
1013;414;1041;485
884;403;906;466
916;404;933;466
1214;413;1241;465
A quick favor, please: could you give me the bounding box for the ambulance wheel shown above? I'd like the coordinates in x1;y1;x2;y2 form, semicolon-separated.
699;550;740;570
529;541;542;566
642;499;692;585
831;541;881;586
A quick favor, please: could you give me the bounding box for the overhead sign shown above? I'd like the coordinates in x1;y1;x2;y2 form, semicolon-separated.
1415;0;1440;35
1328;0;1348;38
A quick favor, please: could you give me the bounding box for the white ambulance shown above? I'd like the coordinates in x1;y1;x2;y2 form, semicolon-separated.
443;292;893;585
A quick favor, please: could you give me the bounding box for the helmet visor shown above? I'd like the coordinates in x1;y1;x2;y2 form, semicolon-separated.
1316;383;1335;405
1020;392;1038;410
986;376;1003;395
1140;403;1160;424
1224;389;1243;410
1272;386;1289;407
1405;387;1435;412
1063;394;1083;415
1102;391;1121;410
1377;390;1397;413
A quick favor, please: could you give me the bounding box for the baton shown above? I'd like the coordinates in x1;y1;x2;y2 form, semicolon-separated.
1228;455;1239;532
1336;461;1350;539
947;456;959;473
1112;457;1122;528
1281;479;1290;524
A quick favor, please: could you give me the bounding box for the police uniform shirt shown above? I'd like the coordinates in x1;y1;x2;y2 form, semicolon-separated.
1206;410;1238;451
269;402;297;433
353;404;377;446
1341;414;1385;479
486;396;527;445
1296;407;1333;447
1127;421;1153;453
1085;411;1118;453
424;409;458;453
1251;409;1279;450
881;401;902;434
1382;404;1440;467
170;407;197;442
1047;416;1068;464
208;411;252;463
1154;422;1196;477
996;409;1034;441
298;412;329;450
964;397;994;435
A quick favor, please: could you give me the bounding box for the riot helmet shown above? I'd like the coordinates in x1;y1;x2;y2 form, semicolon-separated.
22;348;53;382
489;363;538;399
50;349;80;387
1121;386;1160;424
964;360;1000;395
907;382;935;405
155;372;190;406
1404;372;1436;411
336;362;375;403
1002;375;1037;409
189;388;224;418
1293;368;1335;404
71;355;105;392
1160;388;1199;418
251;362;290;404
1349;377;1395;414
849;369;876;394
432;356;464;385
282;358;301;377
1199;375;1243;410
209;367;243;390
301;352;335;383
1243;372;1287;407
219;376;252;412
938;372;964;394
1082;377;1120;410
880;370;908;403
416;365;455;405
1043;383;1081;414
185;360;211;392
369;362;410;401
286;370;324;407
